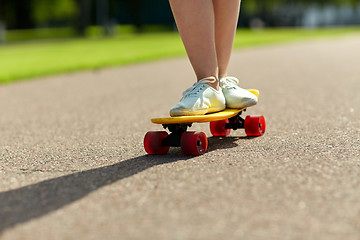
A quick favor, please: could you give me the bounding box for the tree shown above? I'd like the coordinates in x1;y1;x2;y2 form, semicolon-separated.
73;0;91;36
32;0;77;26
0;0;33;29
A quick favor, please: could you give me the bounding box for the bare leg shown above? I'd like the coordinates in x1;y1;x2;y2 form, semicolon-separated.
213;0;241;79
169;0;219;90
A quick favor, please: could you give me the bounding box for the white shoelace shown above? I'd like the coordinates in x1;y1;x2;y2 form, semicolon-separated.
220;76;239;88
182;76;217;98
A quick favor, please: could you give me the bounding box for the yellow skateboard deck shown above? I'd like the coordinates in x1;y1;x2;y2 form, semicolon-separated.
151;89;259;125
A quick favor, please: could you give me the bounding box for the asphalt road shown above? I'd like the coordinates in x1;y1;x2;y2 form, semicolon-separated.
1;35;360;240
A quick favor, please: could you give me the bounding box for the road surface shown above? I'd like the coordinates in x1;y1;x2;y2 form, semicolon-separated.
1;34;360;240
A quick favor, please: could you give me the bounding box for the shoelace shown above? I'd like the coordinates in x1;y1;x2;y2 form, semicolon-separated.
220;76;239;88
182;76;217;98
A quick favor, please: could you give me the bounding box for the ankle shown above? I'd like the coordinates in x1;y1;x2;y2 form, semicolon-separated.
198;76;220;90
206;80;220;91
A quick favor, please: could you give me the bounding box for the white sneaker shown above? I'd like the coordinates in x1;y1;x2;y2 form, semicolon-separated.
170;77;226;117
220;76;258;109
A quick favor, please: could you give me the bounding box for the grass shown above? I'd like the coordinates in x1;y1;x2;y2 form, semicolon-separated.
0;26;359;84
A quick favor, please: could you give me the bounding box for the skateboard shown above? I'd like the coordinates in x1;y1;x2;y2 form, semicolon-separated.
144;89;266;156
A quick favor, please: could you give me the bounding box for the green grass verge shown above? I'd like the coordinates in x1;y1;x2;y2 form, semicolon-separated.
0;27;359;84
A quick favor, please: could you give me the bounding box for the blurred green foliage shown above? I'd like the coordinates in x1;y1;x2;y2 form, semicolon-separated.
0;0;359;34
6;27;77;42
5;25;175;43
243;0;359;14
32;0;77;24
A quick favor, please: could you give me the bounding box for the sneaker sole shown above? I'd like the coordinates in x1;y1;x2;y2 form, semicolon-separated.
226;99;258;109
170;106;225;117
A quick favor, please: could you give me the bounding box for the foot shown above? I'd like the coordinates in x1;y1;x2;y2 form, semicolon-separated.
219;76;258;109
170;77;226;117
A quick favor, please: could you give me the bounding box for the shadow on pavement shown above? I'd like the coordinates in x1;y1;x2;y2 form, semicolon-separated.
0;154;191;234
0;136;254;233
207;136;255;152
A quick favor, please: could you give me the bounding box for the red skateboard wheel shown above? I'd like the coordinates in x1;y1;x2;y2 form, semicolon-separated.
244;115;266;136
210;119;231;137
144;131;170;155
181;132;208;156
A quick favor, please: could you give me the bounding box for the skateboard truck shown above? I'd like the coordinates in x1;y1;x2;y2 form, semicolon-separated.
226;111;245;130
161;123;192;147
